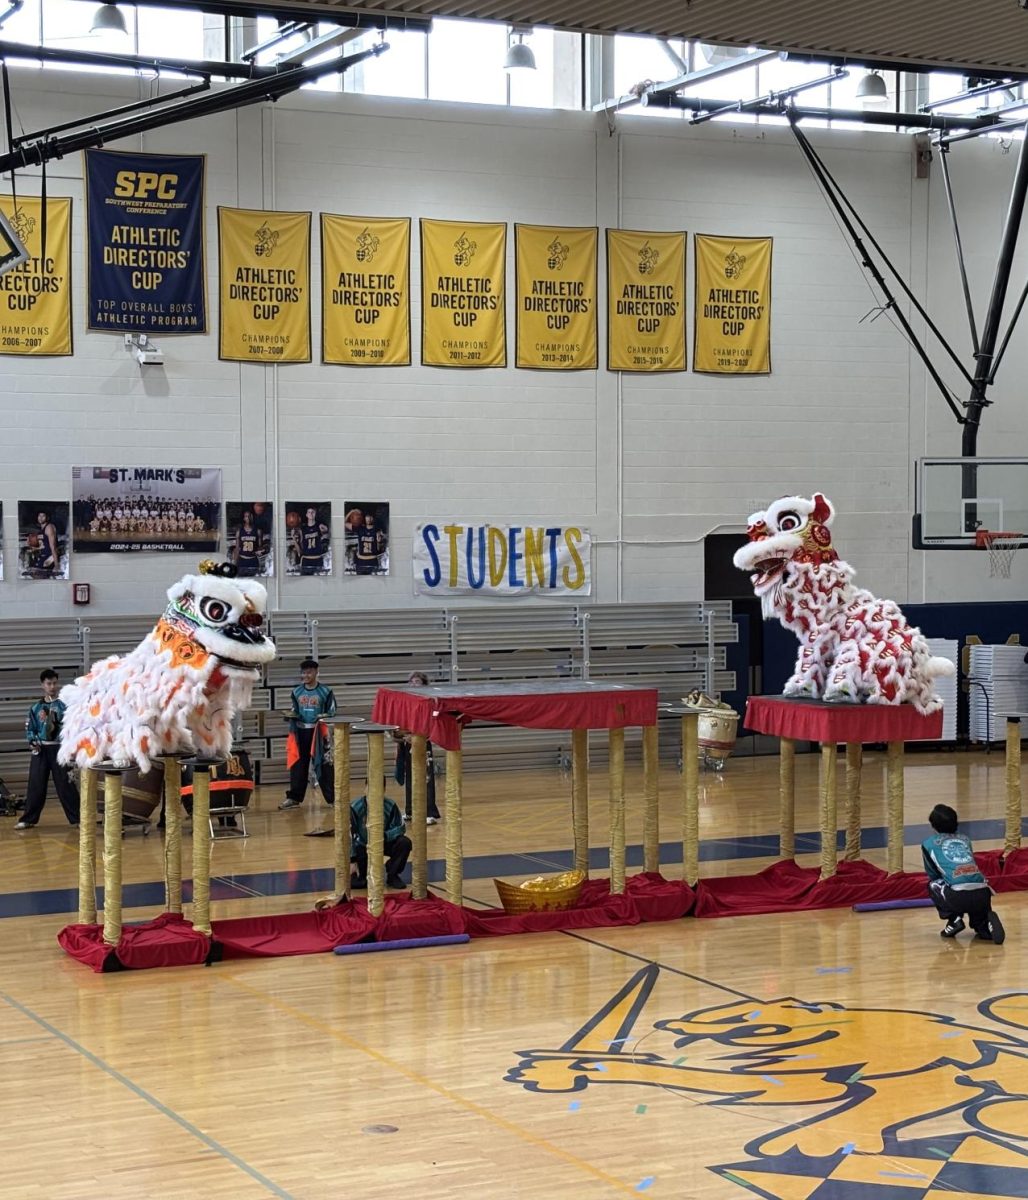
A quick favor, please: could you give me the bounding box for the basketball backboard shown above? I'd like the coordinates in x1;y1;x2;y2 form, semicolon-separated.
913;457;1028;550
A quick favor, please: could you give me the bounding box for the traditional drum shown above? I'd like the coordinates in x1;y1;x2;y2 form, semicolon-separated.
682;691;740;771
180;750;254;817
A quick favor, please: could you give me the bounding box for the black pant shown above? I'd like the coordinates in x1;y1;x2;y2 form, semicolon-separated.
353;835;412;882
287;726;335;804
22;745;80;825
928;878;992;934
397;742;441;820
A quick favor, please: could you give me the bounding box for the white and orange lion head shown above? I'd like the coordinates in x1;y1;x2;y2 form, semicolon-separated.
60;562;276;772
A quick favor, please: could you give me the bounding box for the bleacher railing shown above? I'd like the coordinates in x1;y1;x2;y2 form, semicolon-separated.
0;602;737;789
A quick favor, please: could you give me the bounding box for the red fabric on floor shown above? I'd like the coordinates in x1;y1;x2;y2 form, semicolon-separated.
372;684;658;751
57;912;212;972
977;847;1028;892
464;872;693;936
214;904;378;958
692;858;928;918
376;893;467;941
745;696;943;743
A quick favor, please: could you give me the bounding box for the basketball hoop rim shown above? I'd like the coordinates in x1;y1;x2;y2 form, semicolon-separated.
975;529;1025;549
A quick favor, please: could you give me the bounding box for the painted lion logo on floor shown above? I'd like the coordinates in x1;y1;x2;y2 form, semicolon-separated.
506;966;1028;1198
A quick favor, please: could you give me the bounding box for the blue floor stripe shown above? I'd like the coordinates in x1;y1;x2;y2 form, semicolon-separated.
1;815;1025;920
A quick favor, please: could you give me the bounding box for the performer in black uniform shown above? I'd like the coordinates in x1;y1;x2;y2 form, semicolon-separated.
233;510;264;577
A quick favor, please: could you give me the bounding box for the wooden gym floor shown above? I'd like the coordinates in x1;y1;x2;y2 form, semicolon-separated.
3;747;1028;1199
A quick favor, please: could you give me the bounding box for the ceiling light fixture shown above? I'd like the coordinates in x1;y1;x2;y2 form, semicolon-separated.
504;29;535;71
855;69;888;105
91;4;128;34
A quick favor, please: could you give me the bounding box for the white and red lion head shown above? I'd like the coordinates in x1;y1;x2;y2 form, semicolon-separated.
59;562;277;772
734;494;953;713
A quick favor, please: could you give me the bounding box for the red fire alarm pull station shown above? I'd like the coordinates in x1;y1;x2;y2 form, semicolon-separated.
73;583;91;605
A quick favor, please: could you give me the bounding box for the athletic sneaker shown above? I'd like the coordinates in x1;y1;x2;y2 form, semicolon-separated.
426;816;440;825
278;798;303;810
940;917;965;938
14;820;34;830
988;911;1006;945
350;876;368;889
387;875;406;889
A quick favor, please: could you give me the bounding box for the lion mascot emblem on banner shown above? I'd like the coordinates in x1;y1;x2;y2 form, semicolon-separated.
733;494;954;713
59;561;276;772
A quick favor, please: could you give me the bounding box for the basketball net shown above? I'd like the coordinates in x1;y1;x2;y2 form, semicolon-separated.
979;531;1023;579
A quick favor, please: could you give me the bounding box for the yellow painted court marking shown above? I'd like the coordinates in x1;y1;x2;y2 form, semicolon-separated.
219;973;641;1197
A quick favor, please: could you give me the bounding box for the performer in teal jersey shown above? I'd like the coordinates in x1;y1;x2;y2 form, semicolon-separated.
922;804;1005;943
16;669;80;829
279;659;337;809
349;792;411;889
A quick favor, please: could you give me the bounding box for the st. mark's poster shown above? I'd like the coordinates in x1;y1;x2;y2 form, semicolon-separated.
72;466;221;553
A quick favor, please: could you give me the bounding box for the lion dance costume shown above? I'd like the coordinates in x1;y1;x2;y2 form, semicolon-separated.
733;493;953;714
59;562;276;772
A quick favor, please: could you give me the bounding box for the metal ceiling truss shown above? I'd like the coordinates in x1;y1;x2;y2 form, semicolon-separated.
0;40;391;175
0;0;432;177
781;114;1028;466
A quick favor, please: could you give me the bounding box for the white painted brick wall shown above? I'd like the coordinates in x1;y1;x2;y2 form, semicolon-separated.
0;70;1017;617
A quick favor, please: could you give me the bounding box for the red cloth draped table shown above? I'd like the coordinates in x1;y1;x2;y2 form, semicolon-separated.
744;696;943;879
372;681;659;902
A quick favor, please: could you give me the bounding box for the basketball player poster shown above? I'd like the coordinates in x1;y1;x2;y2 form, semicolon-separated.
226;501;273;577
18;501;69;580
344;501;390;575
286;502;332;576
71;466;222;553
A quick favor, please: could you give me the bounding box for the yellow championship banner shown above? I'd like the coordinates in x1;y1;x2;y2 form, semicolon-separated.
606;229;686;372
694;234;772;374
321;214;410;366
516;224;597;370
219;206;311;363
420;218;505;367
0;196;71;356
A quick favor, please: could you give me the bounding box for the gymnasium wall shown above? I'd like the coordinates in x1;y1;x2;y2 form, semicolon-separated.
0;66;1016;618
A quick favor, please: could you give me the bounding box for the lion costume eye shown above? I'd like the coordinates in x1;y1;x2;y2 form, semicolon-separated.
777;511;802;532
199;596;230;624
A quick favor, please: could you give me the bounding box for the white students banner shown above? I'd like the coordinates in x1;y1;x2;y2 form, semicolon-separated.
414;522;590;596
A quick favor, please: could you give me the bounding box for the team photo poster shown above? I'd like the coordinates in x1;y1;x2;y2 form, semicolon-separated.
18;501;69;580
286;501;332;576
225;501;274;577
72;466;222;553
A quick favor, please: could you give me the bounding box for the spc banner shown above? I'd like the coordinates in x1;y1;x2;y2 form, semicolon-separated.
71;466;221;553
85;149;206;335
694;234;772;375
321;215;410;365
516;224;597;370
606;229;686;372
414;522;590;597
420;218;505;367
0;196;72;355
219;207;311;363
